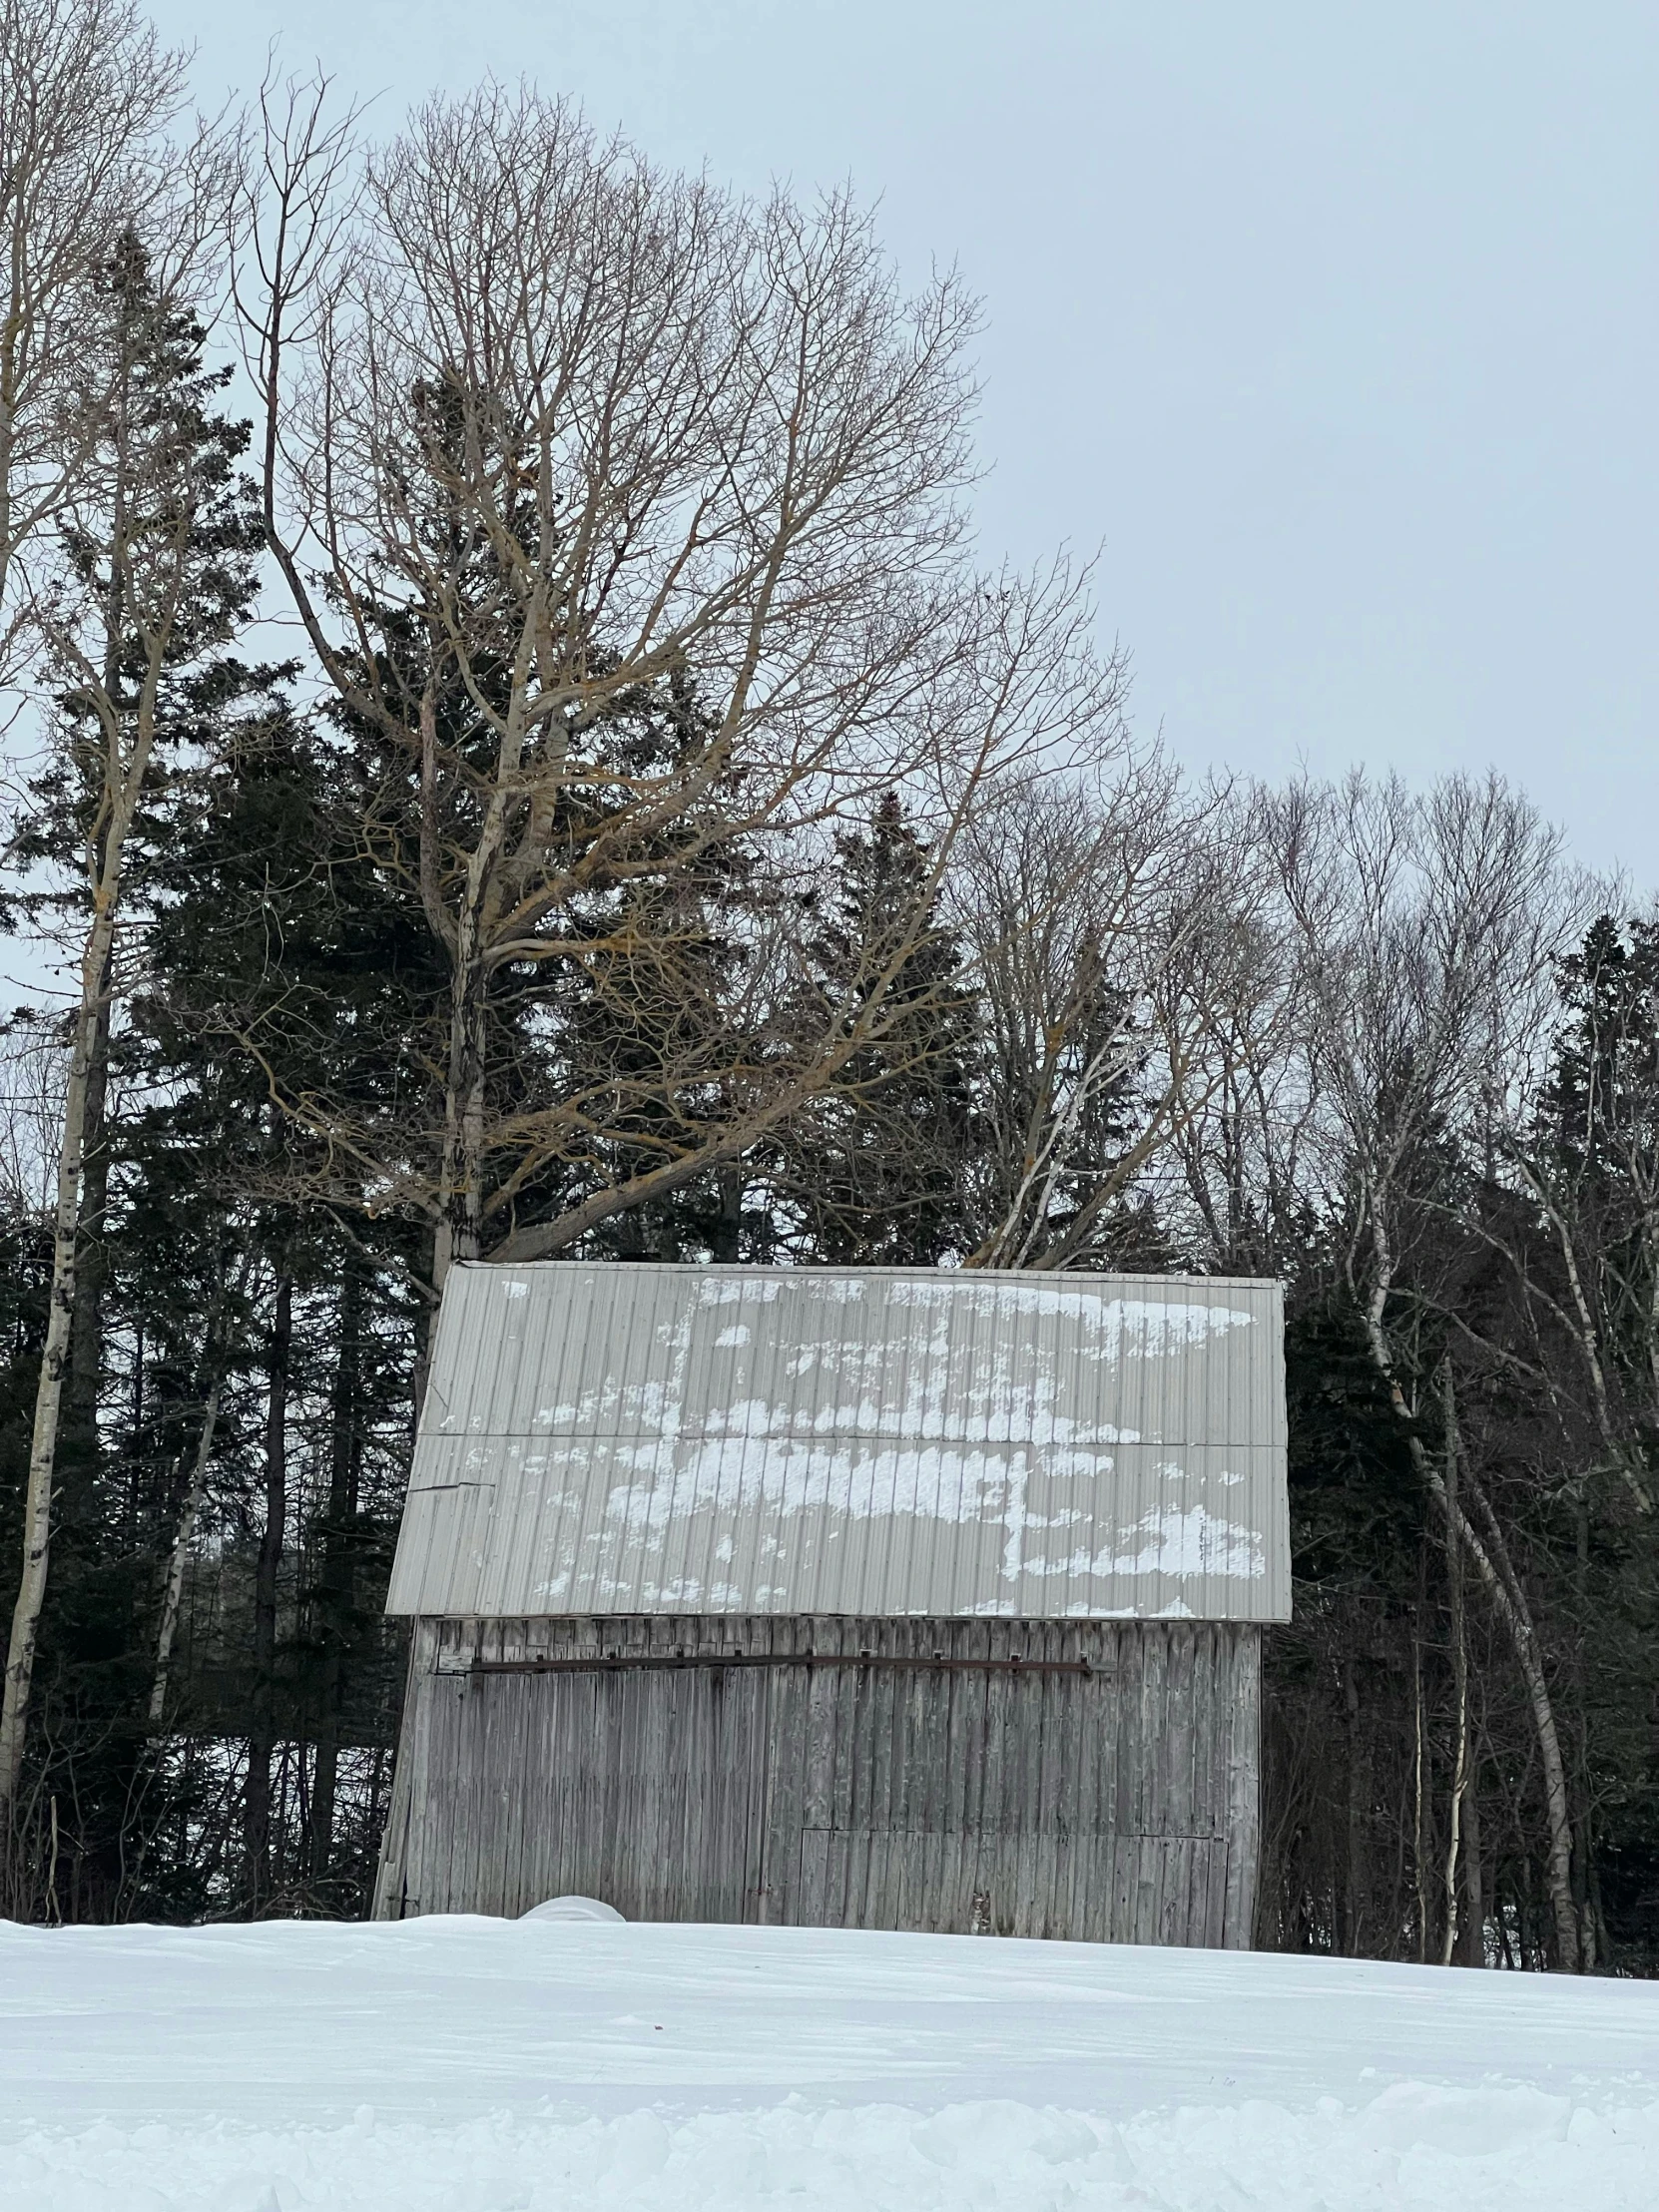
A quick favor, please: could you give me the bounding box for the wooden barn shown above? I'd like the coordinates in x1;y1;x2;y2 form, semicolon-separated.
371;1263;1289;1944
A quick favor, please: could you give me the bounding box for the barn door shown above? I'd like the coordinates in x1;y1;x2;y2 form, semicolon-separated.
507;1657;773;1922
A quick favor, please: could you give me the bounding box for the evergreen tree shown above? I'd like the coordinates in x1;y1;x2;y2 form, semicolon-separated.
766;795;979;1265
0;228;275;1906
126;701;427;1913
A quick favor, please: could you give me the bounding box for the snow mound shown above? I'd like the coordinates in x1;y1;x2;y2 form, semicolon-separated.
521;1895;626;1923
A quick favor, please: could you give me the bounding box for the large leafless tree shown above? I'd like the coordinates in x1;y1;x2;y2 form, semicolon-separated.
232;82;1133;1292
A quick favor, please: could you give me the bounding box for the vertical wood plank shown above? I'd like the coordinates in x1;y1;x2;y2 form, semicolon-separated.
1223;1626;1262;1948
381;1613;1262;1952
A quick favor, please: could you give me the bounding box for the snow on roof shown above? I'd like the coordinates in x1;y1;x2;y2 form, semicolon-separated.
384;1262;1290;1623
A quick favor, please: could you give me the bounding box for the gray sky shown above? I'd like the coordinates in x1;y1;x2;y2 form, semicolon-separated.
149;0;1658;876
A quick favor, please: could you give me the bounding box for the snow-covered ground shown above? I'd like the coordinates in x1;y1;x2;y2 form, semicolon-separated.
2;1915;1655;2210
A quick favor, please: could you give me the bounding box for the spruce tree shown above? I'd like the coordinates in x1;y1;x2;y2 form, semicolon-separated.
0;227;277;1900
767;794;979;1266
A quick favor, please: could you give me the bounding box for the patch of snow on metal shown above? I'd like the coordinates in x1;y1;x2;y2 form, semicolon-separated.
600;1440;1035;1527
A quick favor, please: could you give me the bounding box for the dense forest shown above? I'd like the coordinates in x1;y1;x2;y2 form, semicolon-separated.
0;0;1652;1970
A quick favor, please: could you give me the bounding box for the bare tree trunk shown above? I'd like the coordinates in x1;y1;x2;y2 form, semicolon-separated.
0;902;117;1823
1412;1549;1428;1962
709;1166;744;1263
432;946;487;1293
150;1247;251;1725
1440;1364;1467;1965
409;1224;438;1428
245;1267;291;1913
1359;1277;1580;1970
148;1375;225;1728
308;1258;362;1887
61;982;112;1538
1569;1491;1597;1971
1454;1469;1579;1970
1456;1758;1485;1966
1344;1654;1367;1953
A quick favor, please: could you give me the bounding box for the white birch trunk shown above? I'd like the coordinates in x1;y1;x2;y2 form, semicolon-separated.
0;904;115;1817
1360;1229;1580;1970
148;1372;225;1727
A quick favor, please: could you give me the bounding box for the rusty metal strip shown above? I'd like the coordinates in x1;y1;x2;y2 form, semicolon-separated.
447;1651;1114;1679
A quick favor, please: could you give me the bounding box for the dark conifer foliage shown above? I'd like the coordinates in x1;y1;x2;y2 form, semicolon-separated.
764;793;979;1266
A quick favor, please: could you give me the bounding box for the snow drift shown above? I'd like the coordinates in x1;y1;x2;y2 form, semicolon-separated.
2;1915;1654;2209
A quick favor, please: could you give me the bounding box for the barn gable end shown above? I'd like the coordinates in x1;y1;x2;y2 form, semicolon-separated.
373;1264;1288;1943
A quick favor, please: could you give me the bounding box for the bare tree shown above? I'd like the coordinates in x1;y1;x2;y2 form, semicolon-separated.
1266;769;1589;1968
0;1012;65;1214
954;770;1284;1271
1159;782;1328;1277
1492;912;1659;1518
234;83;1129;1293
0;0;195;672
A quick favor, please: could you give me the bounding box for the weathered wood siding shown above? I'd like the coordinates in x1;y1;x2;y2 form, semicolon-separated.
372;1615;1262;1946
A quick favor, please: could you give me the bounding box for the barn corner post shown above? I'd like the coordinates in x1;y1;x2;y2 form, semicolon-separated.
369;1621;432;1922
374;1263;1289;1939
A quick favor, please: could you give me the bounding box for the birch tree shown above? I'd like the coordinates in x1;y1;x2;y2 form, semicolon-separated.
0;234;263;1829
1268;770;1590;1967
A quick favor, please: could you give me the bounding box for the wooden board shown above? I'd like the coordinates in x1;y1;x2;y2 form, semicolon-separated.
377;1615;1263;1947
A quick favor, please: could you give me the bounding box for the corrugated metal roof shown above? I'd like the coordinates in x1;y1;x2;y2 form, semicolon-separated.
385;1263;1290;1623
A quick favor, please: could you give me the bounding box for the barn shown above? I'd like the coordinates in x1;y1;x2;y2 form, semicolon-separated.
371;1262;1289;1945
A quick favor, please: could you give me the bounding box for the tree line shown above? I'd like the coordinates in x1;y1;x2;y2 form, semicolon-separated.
0;0;1651;1966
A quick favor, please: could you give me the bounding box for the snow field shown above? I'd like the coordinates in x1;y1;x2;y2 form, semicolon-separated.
3;1916;1655;2210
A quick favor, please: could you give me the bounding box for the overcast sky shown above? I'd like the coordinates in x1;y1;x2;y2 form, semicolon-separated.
146;0;1659;877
